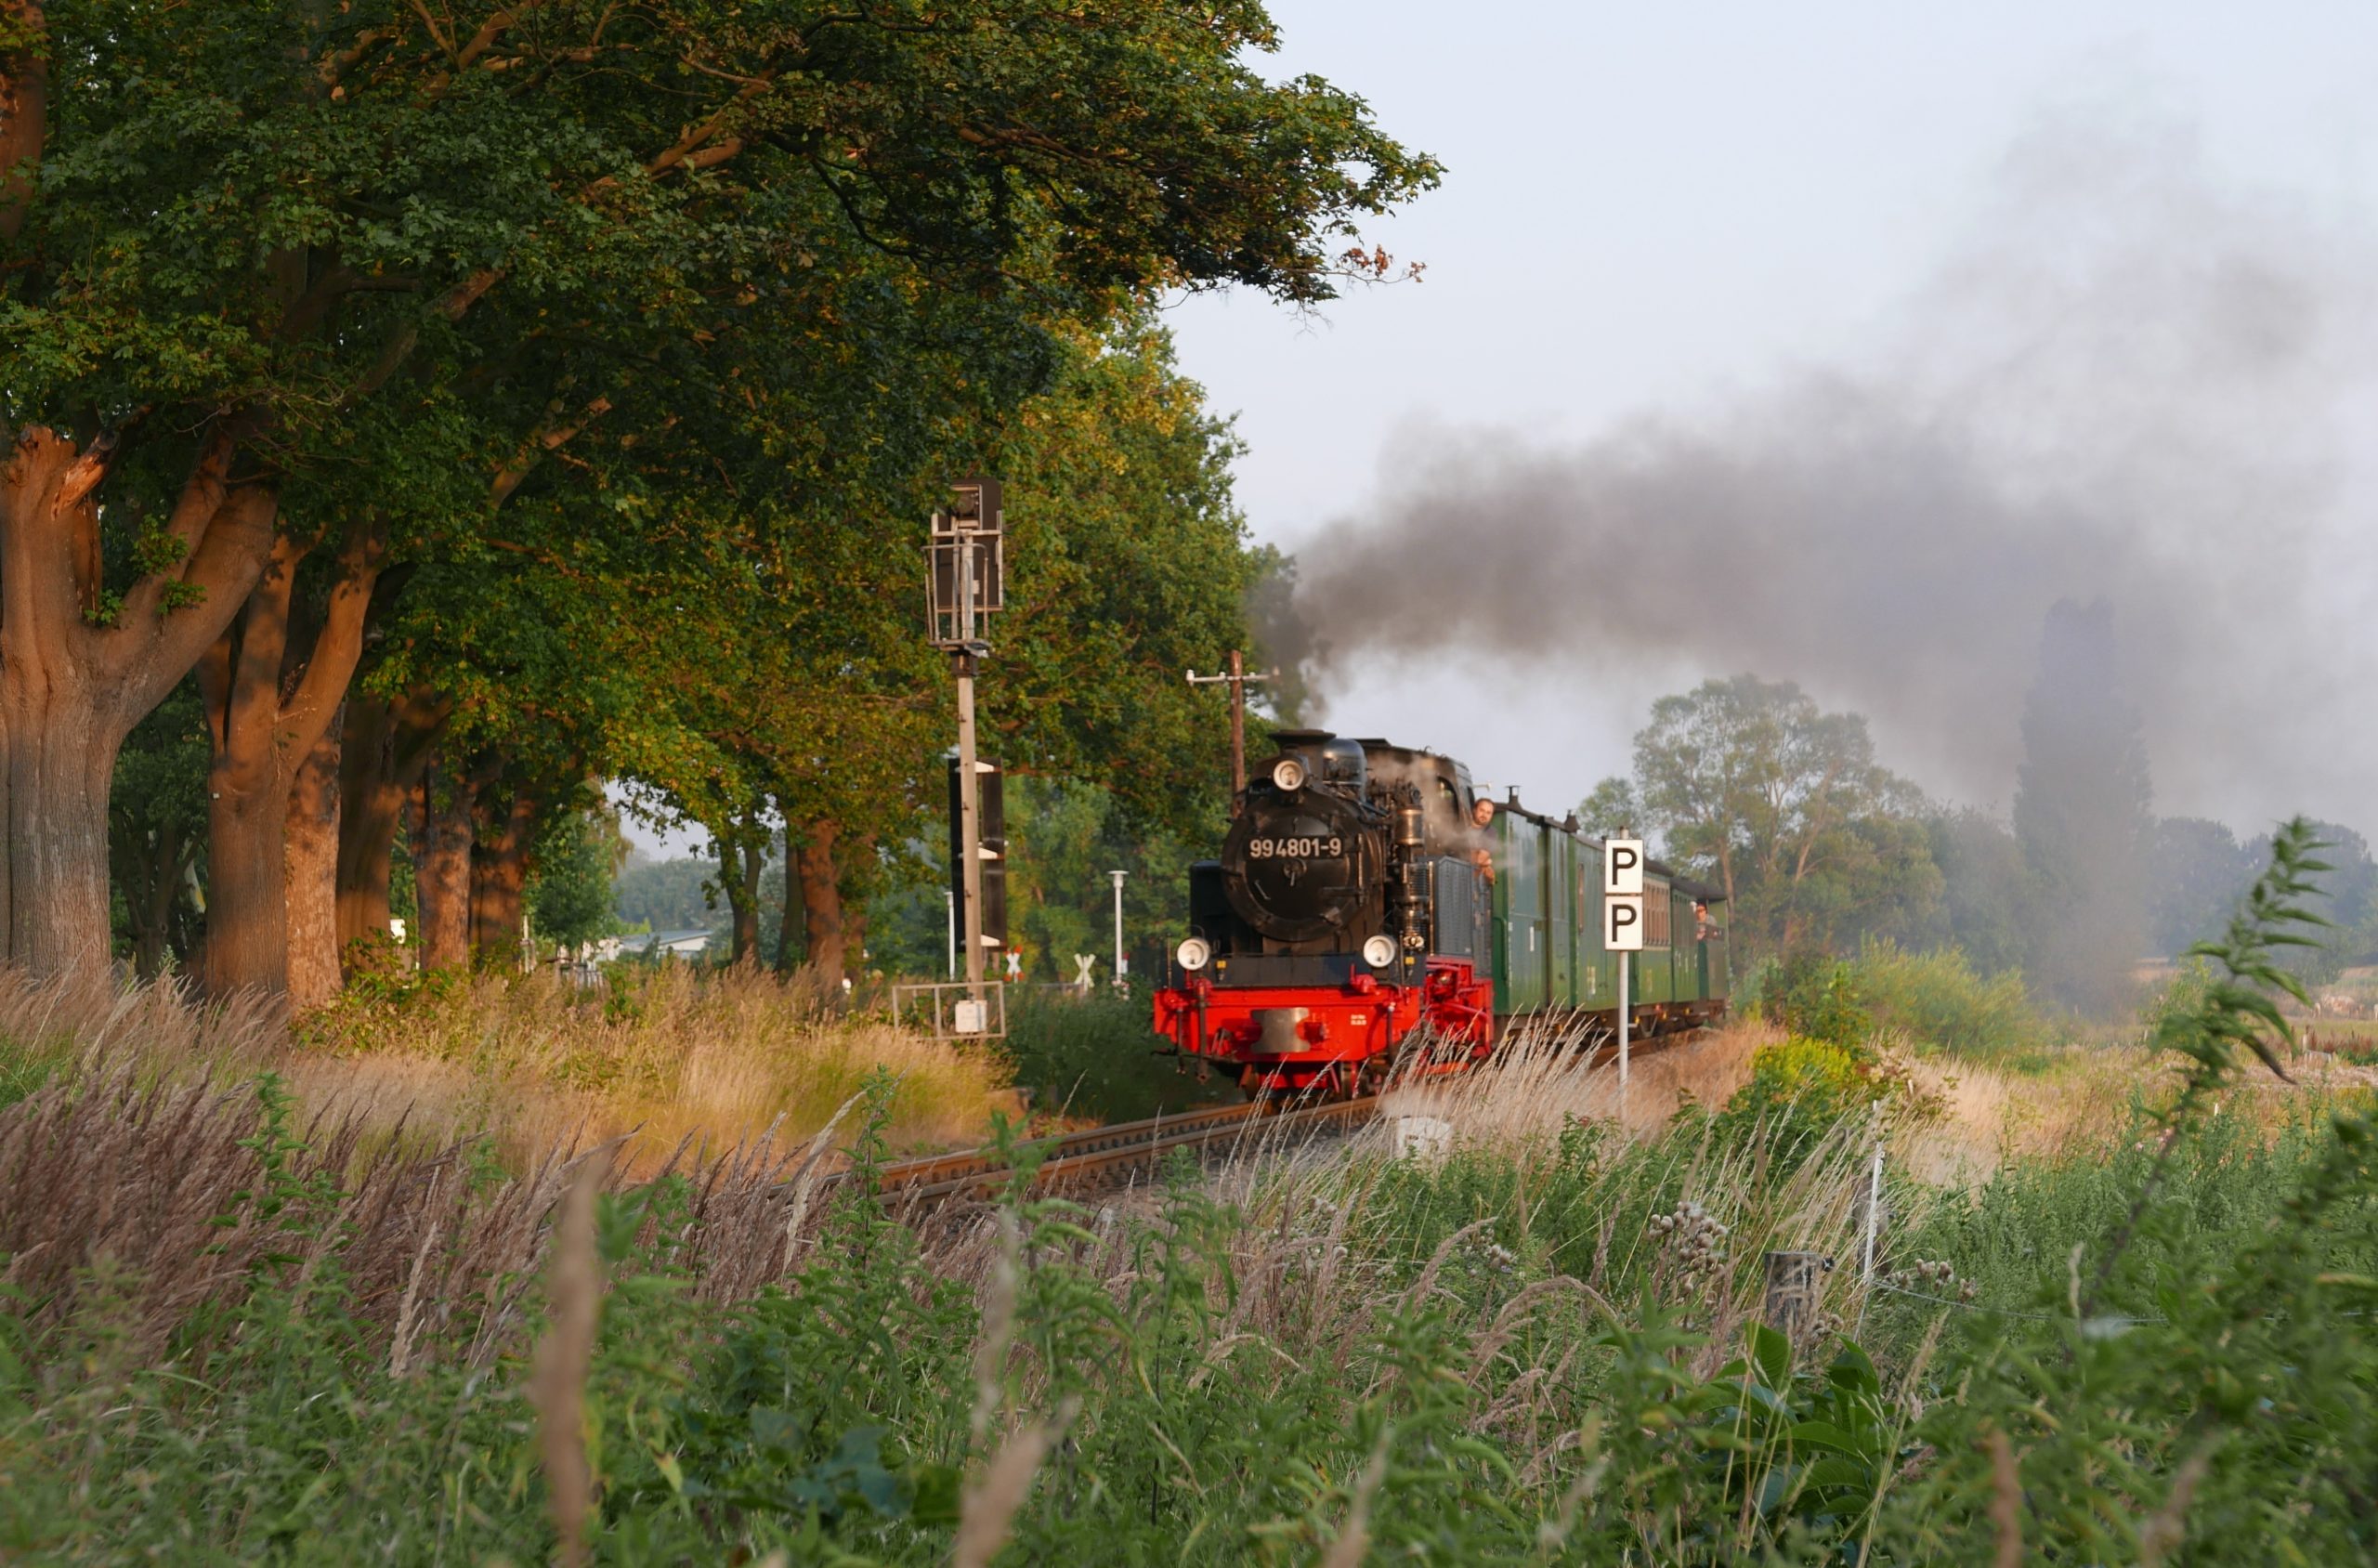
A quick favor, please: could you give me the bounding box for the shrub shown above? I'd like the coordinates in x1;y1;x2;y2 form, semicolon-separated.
1761;950;1874;1048
1710;1036;1882;1174
999;984;1235;1124
1853;938;2050;1062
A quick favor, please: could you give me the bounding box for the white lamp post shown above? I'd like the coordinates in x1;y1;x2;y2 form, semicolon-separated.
1109;869;1128;986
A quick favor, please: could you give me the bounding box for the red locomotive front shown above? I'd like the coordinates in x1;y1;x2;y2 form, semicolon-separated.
1152;731;1498;1097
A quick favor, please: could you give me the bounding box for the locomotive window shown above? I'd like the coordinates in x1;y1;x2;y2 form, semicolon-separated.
1645;891;1671;949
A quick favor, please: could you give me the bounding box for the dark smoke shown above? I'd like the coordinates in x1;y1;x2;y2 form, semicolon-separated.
1292;112;2378;823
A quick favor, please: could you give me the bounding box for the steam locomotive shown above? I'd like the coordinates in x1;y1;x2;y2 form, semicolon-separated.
1152;730;1731;1097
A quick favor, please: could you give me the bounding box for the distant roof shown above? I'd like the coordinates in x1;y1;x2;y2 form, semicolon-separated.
615;929;713;953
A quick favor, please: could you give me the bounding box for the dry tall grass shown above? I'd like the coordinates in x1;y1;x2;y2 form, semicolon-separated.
0;1057;853;1357
0;963;1017;1174
295;965;1016;1167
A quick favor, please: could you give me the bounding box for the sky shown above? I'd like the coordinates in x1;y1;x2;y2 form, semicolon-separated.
1162;2;2378;833
632;4;2378;860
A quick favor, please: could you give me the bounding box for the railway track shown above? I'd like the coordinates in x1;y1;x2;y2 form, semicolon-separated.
842;1016;1716;1215
870;1095;1381;1207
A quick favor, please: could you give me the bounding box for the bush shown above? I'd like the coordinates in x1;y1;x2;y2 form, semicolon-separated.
998;984;1236;1124
1710;1036;1882;1174
1760;950;1874;1047
1853;937;2051;1062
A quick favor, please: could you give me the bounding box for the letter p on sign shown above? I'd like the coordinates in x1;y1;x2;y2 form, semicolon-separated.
1603;839;1644;896
1604;895;1644;951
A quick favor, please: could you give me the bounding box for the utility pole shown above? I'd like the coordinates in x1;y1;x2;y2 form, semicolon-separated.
1186;652;1274;801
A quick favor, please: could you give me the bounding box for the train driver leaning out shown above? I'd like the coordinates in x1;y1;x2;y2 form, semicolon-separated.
1468;797;1496;885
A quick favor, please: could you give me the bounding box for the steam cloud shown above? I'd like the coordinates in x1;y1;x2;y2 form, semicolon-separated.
1289;111;2378;825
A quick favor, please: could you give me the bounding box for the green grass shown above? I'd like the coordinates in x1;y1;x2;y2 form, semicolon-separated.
4;828;2375;1561
4;1063;2372;1564
997;983;1239;1125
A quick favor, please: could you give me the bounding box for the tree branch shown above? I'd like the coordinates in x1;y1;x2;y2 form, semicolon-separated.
122;483;281;718
224;534;307;758
281;517;386;739
489;394;613;507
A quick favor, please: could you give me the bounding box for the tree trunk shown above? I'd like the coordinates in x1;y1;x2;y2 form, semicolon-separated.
470;788;534;969
194;523;382;997
0;708;120;977
203;785;293;996
283;720;342;1008
415;761;476;971
776;835;804;974
796;818;844;989
713;804;770;960
2;426;276;978
840;830;876;978
717;828;766;965
335;689;446;961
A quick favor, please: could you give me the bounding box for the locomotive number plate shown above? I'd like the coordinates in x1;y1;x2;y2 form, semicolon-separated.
1248;837;1344;858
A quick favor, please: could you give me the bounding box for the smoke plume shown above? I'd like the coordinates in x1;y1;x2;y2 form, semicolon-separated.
1291;111;2378;824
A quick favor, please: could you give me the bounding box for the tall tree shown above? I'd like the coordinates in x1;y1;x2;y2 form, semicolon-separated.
2011;599;2153;1014
5;0;1439;985
1925;807;2033;978
1630;674;1937;958
2148;817;2254;958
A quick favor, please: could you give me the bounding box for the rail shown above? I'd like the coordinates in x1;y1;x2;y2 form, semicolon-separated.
860;1095;1381;1209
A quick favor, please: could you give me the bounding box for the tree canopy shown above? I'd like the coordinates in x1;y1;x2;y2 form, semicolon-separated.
4;0;1437;992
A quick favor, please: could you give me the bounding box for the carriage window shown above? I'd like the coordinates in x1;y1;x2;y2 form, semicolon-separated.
1645;891;1671;949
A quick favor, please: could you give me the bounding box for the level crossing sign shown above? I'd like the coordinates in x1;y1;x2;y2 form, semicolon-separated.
1603;838;1644;951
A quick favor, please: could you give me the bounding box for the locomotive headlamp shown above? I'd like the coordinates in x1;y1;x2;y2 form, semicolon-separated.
1361;934;1397;969
1270;756;1308;791
1175;936;1212;972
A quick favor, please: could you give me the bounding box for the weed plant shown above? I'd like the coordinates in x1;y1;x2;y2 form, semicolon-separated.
0;822;2371;1561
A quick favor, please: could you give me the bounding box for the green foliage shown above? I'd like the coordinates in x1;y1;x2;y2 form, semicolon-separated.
1755;939;2052;1064
612;854;729;939
1000;984;1236;1124
105;678;210;976
526;808;628;952
1762;951;1875;1048
1852;939;2049;1062
1712;1037;1883;1175
1630;674;1941;961
8;826;2377;1562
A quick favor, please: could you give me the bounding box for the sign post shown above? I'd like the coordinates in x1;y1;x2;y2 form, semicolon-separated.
1603;837;1645;1115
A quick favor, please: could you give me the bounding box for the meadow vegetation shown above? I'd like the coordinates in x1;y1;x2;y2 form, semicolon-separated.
0;826;2372;1563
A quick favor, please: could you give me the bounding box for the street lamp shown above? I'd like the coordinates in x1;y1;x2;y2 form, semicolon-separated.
1109;869;1128;987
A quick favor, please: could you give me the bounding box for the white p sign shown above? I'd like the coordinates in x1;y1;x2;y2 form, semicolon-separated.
1605;895;1644;951
1603;838;1644;896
